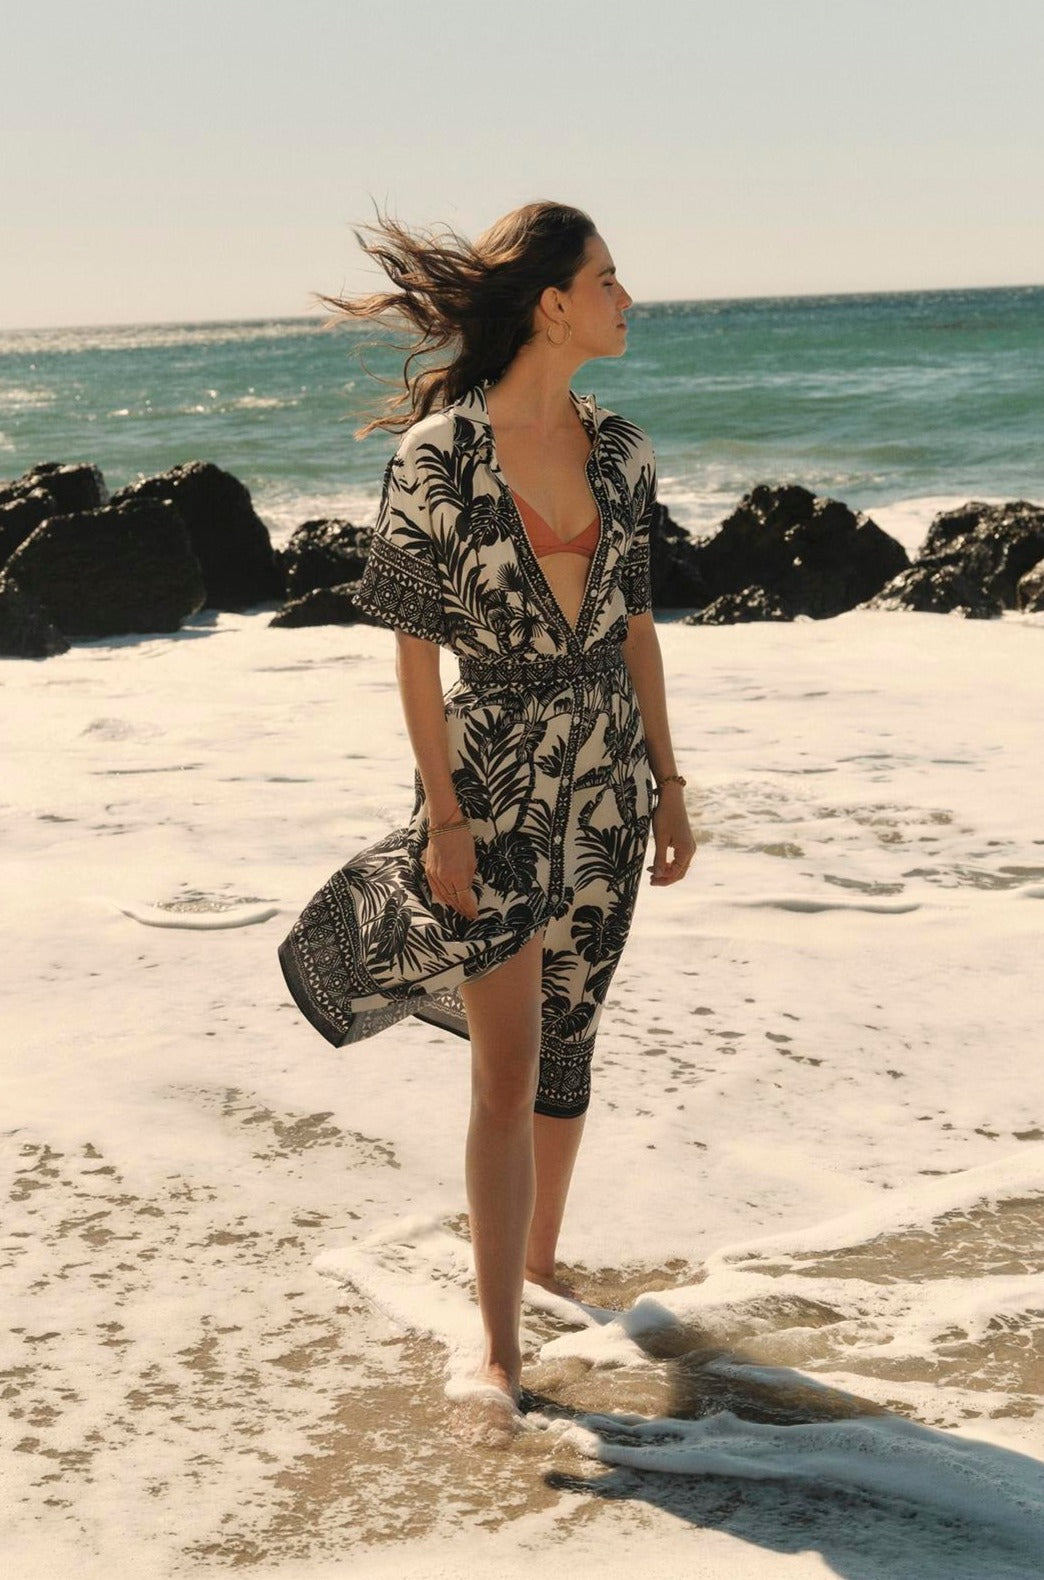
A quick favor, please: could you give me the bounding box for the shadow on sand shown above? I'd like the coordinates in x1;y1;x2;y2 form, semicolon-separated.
526;1300;1044;1580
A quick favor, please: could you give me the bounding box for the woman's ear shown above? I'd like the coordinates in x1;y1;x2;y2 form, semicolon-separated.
536;283;567;333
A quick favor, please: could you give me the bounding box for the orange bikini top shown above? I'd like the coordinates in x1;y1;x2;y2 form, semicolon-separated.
511;490;600;560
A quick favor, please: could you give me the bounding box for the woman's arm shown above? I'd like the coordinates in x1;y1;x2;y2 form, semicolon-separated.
394;632;459;821
621;611;696;886
394;632;479;918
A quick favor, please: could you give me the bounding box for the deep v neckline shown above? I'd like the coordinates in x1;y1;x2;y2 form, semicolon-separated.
481;386;607;640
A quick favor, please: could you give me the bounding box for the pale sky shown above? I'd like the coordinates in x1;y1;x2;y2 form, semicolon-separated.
3;0;1042;328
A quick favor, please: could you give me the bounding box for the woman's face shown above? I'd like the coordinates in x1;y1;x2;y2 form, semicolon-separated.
555;233;633;359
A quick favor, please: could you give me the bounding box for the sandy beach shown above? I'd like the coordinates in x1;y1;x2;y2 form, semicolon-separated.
3;604;1043;1578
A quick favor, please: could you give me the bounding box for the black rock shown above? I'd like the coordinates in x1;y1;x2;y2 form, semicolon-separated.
0;576;70;658
5;499;206;637
867;500;1044;616
1016;561;1044;613
921;500;1044;609
0;490;57;565
278;518;372;599
113;461;283;609
683;587;795;625
13;462;109;515
649;504;711;609
0;462;108;565
866;563;1003;617
692;484;909;619
269;583;385;628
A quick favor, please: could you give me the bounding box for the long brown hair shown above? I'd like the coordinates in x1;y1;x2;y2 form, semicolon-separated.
318;200;597;437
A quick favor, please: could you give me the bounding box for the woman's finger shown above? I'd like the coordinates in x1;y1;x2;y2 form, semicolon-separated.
648;830;674;880
648;833;696;884
450;889;479;918
428;870;480;917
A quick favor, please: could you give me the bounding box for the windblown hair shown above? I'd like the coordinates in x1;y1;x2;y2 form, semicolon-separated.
318;200;597;437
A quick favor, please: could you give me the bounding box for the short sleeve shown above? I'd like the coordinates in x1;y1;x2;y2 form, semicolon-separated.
620;439;656;617
353;444;448;644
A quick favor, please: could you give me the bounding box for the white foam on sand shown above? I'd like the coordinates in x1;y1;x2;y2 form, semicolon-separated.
554;1410;1044;1545
113;898;280;928
3;607;1043;1578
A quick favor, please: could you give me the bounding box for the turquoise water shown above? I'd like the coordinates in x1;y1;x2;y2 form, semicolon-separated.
1;285;1041;543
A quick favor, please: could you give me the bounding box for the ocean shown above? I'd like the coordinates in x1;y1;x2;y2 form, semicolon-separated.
2;283;1042;549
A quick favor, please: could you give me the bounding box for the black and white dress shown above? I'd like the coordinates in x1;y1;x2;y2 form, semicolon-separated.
278;381;658;1117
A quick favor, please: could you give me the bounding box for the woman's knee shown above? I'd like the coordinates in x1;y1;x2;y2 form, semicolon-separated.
462;930;544;1117
471;1041;540;1119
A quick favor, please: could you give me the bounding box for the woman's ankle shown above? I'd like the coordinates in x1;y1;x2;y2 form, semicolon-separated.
524;1263;581;1300
478;1352;522;1397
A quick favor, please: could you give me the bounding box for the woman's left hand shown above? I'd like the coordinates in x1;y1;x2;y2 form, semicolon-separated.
648;786;697;886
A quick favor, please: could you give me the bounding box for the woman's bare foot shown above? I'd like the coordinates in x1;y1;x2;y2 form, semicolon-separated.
524;1265;582;1301
477;1359;521;1404
447;1361;524;1448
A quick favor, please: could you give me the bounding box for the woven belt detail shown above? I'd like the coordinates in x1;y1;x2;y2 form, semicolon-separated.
458;641;625;693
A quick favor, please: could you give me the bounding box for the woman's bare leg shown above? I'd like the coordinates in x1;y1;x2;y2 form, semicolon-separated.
459;931;544;1402
525;1112;586;1294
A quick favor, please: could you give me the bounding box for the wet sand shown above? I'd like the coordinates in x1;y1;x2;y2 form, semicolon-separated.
4;609;1044;1577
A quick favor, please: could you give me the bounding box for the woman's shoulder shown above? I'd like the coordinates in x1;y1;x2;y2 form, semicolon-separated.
585;395;656;472
394;386;488;462
392;408;460;465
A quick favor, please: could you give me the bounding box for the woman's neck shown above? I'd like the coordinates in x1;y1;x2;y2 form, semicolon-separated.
484;351;583;440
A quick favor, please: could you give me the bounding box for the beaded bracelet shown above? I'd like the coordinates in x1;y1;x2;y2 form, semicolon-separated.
428;816;471;835
656;774;687;789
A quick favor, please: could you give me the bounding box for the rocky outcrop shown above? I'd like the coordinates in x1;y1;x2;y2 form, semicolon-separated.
923;501;1044;605
687;484;908;621
864;563;1002;618
0;577;70;658
0;462;109;565
113;462;282;609
649;504;710;608
5;500;206;638
684;587;794;625
5;441;1038;650
269;584;384;629
0;491;55;564
278;518;372;600
12;462;109;515
867;500;1044;616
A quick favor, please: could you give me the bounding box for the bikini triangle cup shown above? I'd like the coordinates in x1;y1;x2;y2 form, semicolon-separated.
510;490;600;559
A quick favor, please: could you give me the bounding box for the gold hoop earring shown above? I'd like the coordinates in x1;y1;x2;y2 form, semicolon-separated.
545;320;572;347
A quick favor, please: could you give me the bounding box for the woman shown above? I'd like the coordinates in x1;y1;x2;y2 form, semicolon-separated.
279;200;696;1429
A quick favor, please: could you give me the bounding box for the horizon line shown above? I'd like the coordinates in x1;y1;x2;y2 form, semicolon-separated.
3;280;1042;337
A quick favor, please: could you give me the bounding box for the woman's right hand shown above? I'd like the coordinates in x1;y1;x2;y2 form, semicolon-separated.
424;826;480;920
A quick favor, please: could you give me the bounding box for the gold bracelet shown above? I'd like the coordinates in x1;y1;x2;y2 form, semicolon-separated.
656;774;687;789
428;816;470;835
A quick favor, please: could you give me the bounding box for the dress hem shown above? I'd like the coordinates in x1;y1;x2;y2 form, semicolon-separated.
278;907;557;1050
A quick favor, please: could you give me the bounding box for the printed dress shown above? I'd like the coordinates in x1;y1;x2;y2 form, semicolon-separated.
278;381;658;1117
